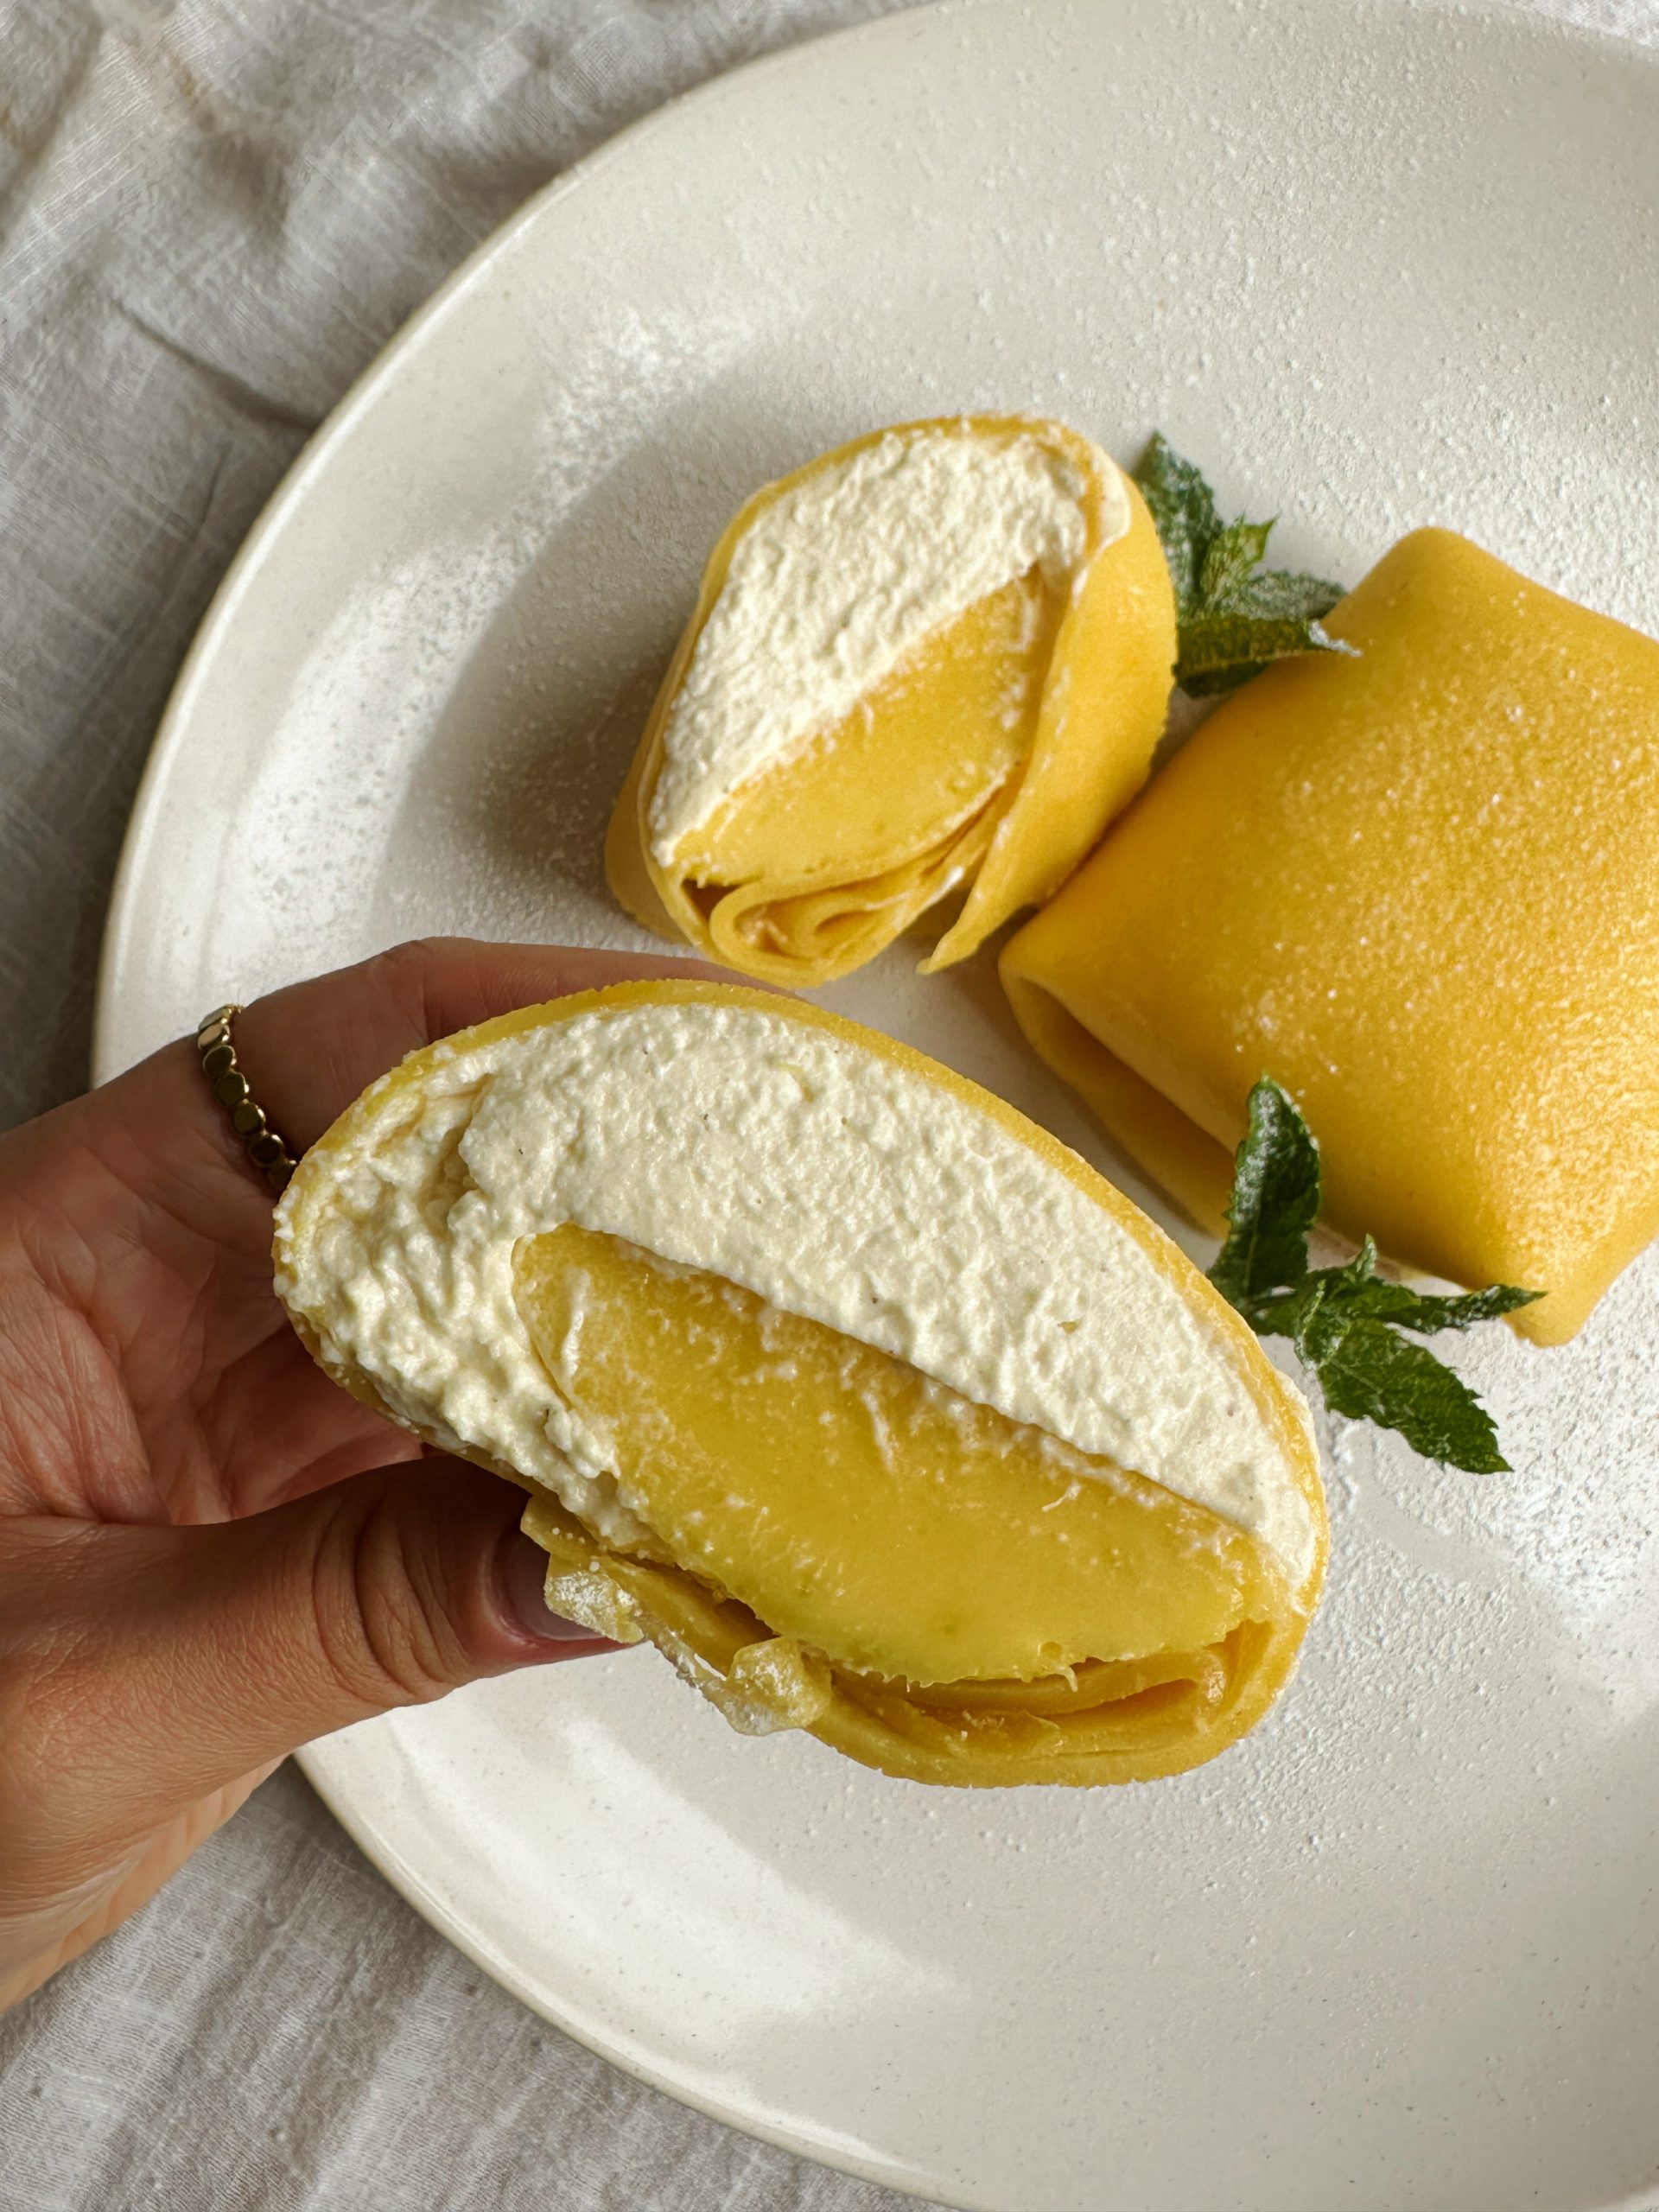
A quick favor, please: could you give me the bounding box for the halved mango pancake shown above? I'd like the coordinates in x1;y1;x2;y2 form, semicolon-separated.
274;982;1325;1786
606;416;1178;983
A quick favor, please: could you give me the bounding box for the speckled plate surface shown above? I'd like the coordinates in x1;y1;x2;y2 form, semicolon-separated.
93;2;1659;2205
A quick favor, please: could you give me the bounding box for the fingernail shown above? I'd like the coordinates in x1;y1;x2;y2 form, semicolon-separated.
497;1529;606;1645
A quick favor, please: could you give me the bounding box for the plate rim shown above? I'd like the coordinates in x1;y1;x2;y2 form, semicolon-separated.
296;1730;982;2207
92;0;1659;2201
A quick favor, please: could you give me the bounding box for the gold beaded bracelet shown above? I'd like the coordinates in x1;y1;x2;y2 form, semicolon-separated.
194;1004;298;1193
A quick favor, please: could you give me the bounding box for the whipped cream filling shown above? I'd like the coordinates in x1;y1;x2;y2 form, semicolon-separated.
647;426;1123;862
276;999;1317;1589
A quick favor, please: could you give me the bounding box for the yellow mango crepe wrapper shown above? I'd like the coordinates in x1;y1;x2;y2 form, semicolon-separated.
275;982;1325;1788
1001;527;1659;1346
606;417;1177;984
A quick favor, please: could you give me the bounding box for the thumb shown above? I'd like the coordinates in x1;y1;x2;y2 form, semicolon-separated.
8;1462;610;1839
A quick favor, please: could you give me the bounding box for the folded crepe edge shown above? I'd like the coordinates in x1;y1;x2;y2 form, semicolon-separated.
922;467;1178;970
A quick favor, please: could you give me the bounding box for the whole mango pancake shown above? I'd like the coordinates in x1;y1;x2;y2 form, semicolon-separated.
274;982;1325;1786
1001;527;1659;1346
605;417;1177;985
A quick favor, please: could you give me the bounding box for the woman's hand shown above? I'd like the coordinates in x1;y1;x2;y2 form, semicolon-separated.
0;938;702;2010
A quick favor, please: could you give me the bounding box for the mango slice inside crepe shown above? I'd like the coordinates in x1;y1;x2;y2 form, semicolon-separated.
273;978;1325;1788
1001;526;1659;1345
606;416;1177;984
513;1225;1288;1693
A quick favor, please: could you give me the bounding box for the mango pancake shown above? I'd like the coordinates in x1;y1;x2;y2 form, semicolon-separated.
274;982;1325;1786
606;417;1177;984
1002;527;1659;1345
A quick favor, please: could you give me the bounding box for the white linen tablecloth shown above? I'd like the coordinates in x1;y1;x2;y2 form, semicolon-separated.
0;1;1653;2206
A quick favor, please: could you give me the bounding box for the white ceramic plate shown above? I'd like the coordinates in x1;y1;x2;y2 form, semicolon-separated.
95;2;1659;2205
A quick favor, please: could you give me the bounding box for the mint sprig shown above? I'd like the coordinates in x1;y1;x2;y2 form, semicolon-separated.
1210;1078;1541;1473
1134;434;1353;696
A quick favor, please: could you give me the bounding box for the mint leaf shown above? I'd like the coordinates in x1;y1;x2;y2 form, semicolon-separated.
1208;1076;1320;1310
1133;433;1219;607
1134;435;1351;696
1304;1236;1541;1332
1206;1077;1538;1474
1226;567;1347;624
1296;1308;1512;1474
1174;611;1345;697
1197;518;1274;604
1332;1277;1542;1333
1248;1274;1328;1341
